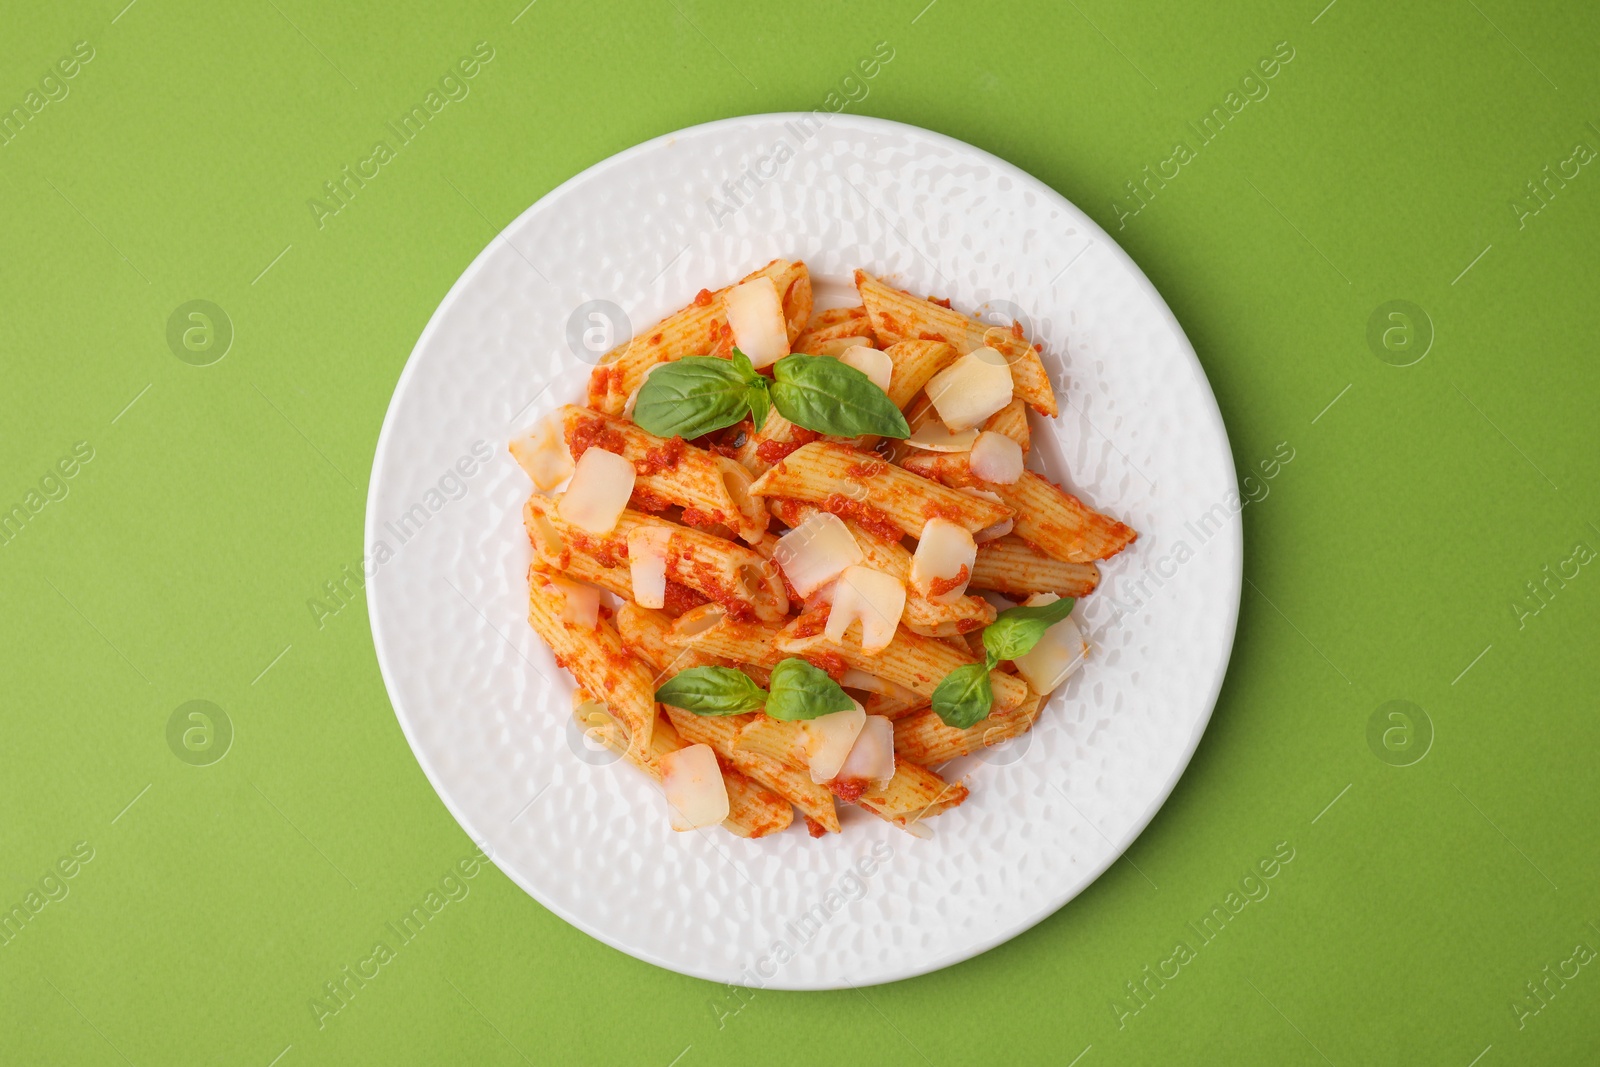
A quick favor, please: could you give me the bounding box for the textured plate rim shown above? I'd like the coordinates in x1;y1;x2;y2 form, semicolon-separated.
366;112;1242;989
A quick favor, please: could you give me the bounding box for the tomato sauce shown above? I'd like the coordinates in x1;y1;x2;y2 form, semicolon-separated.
661;581;708;617
567;415;627;459
821;493;901;543
803;651;848;680
755;427;820;466
629;487;674;512
830;778;867;803
635;436;685;476
926;565;969;599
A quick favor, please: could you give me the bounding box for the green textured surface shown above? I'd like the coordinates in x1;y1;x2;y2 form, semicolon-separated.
3;1;1597;1063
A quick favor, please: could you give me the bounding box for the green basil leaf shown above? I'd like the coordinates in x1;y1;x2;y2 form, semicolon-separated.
745;382;772;432
632;357;756;439
655;666;768;716
931;662;993;729
728;347;761;383
764;657;856;721
982;597;1077;663
770;354;911;439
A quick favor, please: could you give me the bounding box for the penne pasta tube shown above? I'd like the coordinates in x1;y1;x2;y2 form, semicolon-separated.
749;442;1011;541
719;770;798;838
525;495;712;615
558;405;769;543
573;695;790;838
981;398;1031;452
526;496;787;622
617;602;725;674
525;495;633;601
733;410;821;479
853;758;969;830
733;714;803;765
774;611;1030;713
855;269;1057;417
528;567;654;750
882;340;960;410
883;393;940;464
768;498;994;638
900;452;1136;563
970;536;1100;598
734;718;965;833
839;667;929;719
735;411;870;480
664;604;789;671
892;690;1045;765
587;259;813;414
793;305;877;352
665;707;841;834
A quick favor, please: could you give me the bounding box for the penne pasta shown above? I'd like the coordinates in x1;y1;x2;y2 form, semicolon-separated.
527;567;655;750
793;305;877;353
558;405;769;543
854;758;969;829
525;494;641;604
892;690;1044;765
768;498;994;638
733;714;804;765
840;667;930;719
982;398;1031;452
664;604;790;672
882;340;960;410
666;707;841;834
900;452;1135;563
774;611;1030;713
883;394;940;464
719;769;799;838
515;260;1133;838
616;601;726;676
733;410;821;479
749;442;1011;541
855;269;1057;417
574;694;792;838
970;535;1100;598
525;495;712;615
588;259;813;414
733;718;966;833
526;496;788;622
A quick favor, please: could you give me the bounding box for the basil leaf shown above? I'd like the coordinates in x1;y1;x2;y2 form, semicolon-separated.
764;657;856;721
982;597;1077;663
770;354;910;439
745;381;772;432
655;666;767;716
728;347;760;382
931;662;993;729
633;357;757;439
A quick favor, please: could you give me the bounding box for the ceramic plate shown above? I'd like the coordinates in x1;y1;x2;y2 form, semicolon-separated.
366;113;1241;989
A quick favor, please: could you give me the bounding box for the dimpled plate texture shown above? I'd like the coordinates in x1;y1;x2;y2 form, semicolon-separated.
366;114;1241;989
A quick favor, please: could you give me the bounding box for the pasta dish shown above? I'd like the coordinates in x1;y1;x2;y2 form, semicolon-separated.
508;260;1136;839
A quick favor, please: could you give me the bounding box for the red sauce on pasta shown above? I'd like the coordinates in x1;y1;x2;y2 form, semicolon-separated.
635;436;685;476
755;427;819;466
830;778;868;802
803;651;848;680
629;487;674;512
821;494;901;542
926;565;969;599
567;415;627;459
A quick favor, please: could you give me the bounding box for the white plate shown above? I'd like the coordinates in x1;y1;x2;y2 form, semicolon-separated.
366;114;1241;989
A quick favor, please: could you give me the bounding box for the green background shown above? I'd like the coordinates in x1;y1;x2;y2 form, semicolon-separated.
3;0;1596;1063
